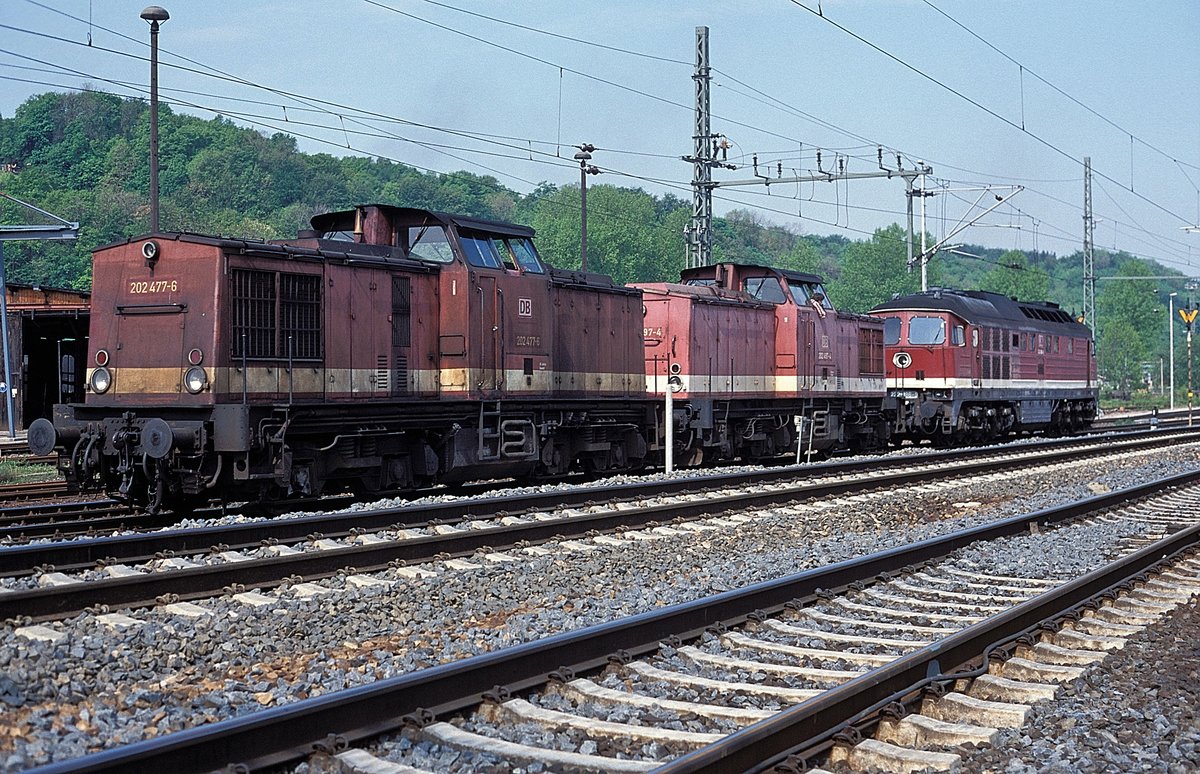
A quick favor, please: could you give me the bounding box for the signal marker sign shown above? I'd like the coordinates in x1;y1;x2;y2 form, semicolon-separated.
1181;308;1199;325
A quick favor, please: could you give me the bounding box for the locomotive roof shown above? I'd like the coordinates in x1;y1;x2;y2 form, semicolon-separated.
679;263;826;286
872;288;1088;334
93;230;434;271
309;205;536;239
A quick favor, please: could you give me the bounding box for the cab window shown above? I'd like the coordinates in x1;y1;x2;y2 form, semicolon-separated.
508;237;545;273
908;316;946;345
882;316;901;345
788;281;833;309
460;234;503;269
490;239;519;271
743;277;787;304
952;325;965;346
406;226;454;263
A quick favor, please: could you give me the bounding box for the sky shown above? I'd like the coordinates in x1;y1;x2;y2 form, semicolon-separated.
2;0;1199;277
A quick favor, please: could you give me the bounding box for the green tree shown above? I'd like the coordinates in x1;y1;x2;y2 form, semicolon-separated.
530;183;682;283
1098;319;1146;394
1095;259;1159;390
829;224;924;312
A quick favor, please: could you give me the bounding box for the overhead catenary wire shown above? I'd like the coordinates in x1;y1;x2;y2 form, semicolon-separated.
786;0;1197;229
918;0;1200;178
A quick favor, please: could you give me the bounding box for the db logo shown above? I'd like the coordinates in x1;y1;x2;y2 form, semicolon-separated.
518;297;533;317
892;352;913;369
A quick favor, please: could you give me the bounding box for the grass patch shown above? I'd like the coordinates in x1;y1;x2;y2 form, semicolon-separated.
0;459;60;484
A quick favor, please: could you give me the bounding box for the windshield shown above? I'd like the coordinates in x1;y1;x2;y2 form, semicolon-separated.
882;316;901;345
908;316;946;345
742;277;787;304
788;280;833;309
507;237;545;273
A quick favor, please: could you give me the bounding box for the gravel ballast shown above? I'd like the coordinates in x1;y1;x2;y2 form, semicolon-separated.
0;444;1197;770
959;594;1200;773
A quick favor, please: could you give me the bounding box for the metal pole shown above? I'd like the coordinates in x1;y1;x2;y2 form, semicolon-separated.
1170;294;1176;410
1189;326;1193;428
579;160;588;272
573;146;595;273
0;243;14;438
905;178;915;280
147;19;160;233
919;170;928;292
688;25;713;269
141;6;169;233
1083;156;1096;333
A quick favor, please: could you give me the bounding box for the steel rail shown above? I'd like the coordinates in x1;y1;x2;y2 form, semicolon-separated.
2;432;1189;621
661;521;1200;772
28;468;1200;774
0;426;1174;545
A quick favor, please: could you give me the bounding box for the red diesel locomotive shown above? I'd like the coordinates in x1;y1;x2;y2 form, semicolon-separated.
30;205;650;511
635;263;889;462
870;289;1098;444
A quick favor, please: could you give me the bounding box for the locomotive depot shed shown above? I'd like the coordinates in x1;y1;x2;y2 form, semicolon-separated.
0;282;88;436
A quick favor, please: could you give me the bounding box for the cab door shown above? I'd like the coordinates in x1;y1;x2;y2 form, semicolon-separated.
475;273;501;394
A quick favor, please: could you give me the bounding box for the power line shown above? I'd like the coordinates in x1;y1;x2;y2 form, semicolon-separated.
919;0;1200;177
409;0;690;66
786;0;1197;229
8;1;1192;274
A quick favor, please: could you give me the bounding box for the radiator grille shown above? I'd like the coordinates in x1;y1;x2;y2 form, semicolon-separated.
232;269;276;358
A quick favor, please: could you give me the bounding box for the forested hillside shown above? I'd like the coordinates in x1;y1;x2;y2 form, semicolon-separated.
0;91;1185;394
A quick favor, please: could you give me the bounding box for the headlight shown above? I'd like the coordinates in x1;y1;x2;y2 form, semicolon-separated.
89;367;112;394
184;366;208;394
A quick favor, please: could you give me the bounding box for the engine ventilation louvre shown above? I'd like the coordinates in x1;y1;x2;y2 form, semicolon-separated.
375;355;389;392
393;354;409;396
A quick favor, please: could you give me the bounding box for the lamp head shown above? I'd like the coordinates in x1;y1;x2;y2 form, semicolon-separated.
140;6;169;23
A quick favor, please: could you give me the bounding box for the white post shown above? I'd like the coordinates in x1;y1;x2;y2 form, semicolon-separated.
0;242;13;438
664;385;674;475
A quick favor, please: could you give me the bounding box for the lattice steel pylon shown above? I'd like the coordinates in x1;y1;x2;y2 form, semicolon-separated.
685;26;715;269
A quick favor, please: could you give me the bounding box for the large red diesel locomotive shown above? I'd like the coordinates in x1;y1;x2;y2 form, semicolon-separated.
28;204;1093;511
29;206;650;511
870;289;1097;444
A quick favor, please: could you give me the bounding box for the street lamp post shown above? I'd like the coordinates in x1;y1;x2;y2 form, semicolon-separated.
574;144;599;272
141;6;169;234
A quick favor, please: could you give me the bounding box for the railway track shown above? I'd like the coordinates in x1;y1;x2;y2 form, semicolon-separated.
2;428;1194;623
0;423;1176;542
27;463;1200;773
0;479;68;501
